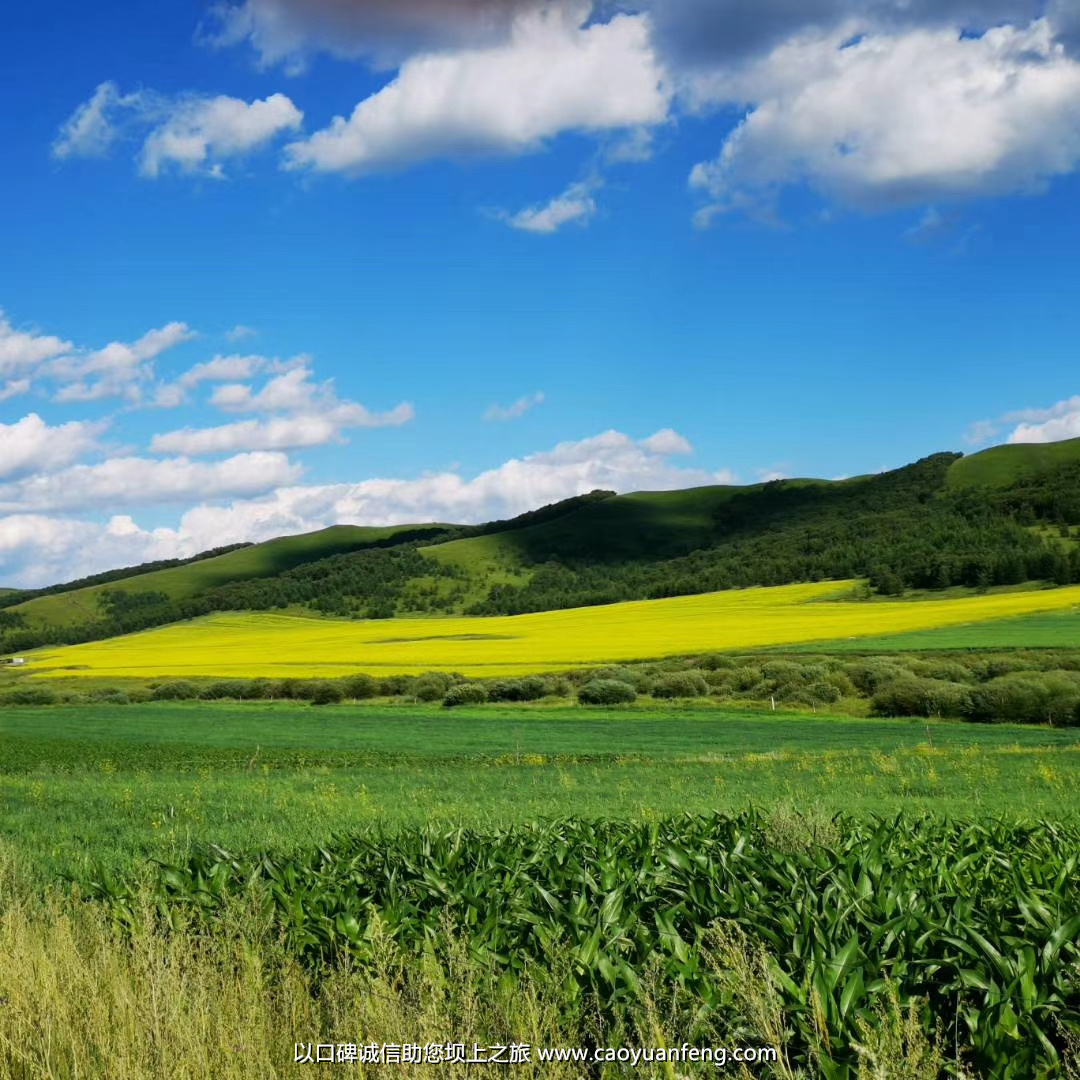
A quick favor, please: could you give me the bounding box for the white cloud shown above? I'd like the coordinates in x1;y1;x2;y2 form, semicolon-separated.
55;85;302;179
641;428;693;455
225;324;258;342
180;353;268;388
966;395;1080;445
151;415;352;455
0;451;301;514
483;391;545;421
0;314;73;380
0;414;104;482
688;20;1080;216
156;365;414;454
0;379;30;402
502;180;599;232
1004;394;1080;444
51;82;149;159
284;5;669;173
52;321;195;403
140;93;303;178
0;513;192;590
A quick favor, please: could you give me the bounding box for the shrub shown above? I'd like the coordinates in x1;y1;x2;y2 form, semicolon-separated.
577;679;636;705
2;686;58;706
906;659;974;684
486;677;548;702
966;672;1080;725
379;675;415;698
871;677;972;719
151;681;199;701
87;689;131;705
199;680;250;701
340;674;378;700
443;683;488;708
308;681;345;706
728;665;764;692
651;671;710;699
697;653;736;671
414;673;453;702
844;660;911;696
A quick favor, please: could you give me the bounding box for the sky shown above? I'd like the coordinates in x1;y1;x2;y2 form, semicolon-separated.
1;0;1079;588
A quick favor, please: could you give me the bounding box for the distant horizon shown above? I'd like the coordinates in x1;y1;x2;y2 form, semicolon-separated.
2;1;1079;587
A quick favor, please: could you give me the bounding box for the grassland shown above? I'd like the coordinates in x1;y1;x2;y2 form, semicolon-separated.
6;523;438;630
2;701;1078;1078
790;608;1080;651
2;702;1078;886
947;434;1080;487
24;580;1080;679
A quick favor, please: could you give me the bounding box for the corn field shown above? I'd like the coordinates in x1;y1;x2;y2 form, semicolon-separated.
86;812;1080;1078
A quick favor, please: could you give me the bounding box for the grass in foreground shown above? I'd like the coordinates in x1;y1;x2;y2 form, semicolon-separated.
23;581;1080;679
2;704;1079;883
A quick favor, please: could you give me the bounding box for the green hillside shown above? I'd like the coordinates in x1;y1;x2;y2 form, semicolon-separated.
947;435;1080;488
3;437;1080;653
8;524;445;631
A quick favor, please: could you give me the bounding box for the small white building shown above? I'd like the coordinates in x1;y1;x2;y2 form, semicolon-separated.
1;657;25;666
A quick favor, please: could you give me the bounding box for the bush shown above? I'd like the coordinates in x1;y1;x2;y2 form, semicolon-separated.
844;660;911;696
340;674;378;700
906;659;974;684
966;672;1080;725
443;683;489;708
198;680;251;701
871;677;972;719
379;675;415;698
151;681;199;701
414;672;453;702
577;679;636;705
2;686;58;706
651;671;709;699
728;665;763;692
86;688;131;705
309;681;345;706
696;653;736;671
486;677;548;702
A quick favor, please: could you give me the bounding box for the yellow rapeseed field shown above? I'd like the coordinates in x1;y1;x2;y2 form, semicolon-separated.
26;581;1080;679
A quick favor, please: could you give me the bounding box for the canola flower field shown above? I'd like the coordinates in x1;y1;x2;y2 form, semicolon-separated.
27;580;1080;679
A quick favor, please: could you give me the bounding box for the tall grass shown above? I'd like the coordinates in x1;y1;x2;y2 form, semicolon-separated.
0;842;978;1080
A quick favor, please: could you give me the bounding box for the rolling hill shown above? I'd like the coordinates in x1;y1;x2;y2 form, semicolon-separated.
1;436;1079;655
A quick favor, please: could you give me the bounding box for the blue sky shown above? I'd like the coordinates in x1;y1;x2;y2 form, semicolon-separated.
1;0;1079;586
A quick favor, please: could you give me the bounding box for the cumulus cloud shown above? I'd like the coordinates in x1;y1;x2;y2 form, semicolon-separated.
688;20;1080;218
140;93;303;177
501;180;599;232
0;414;104;482
483;391;545;421
1005;395;1080;444
55;85;302;179
284;4;669;173
225;324;258;342
0;513;194;590
0;451;301;514
0;314;73;380
153;365;414;454
52;321;195;403
965;394;1080;445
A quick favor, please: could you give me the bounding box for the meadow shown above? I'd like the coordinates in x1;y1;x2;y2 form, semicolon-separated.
2;701;1079;1078
24;580;1080;679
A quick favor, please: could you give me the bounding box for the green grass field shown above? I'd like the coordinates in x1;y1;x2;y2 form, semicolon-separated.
790;608;1080;651
3;702;1078;885
946;434;1080;488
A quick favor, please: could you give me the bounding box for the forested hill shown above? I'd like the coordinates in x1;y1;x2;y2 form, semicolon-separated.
2;438;1079;652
